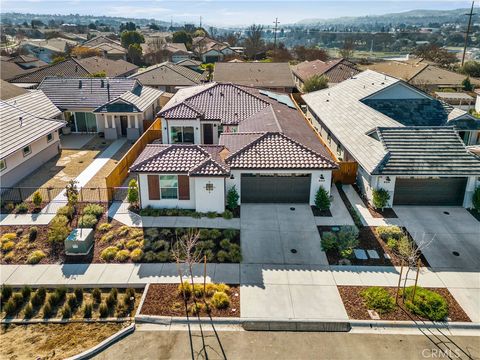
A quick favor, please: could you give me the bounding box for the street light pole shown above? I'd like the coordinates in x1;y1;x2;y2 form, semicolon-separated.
462;1;476;66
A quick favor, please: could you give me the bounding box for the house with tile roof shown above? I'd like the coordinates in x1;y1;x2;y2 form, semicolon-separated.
303;70;480;208
130;82;337;212
38;77;164;140
129;62;207;93
291;58;360;91
213;62;295;93
21;38;79;63
142;42;191;65
0;89;64;187
192;36;237;63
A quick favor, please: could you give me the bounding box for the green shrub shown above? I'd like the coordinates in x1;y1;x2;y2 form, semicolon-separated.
219;238;232;250
403;287;448;321
315;186;331;211
106;294;116;309
15;203;28;213
386;238;398;250
127;179;139;207
21;286;32;300
130;248;143;262
193;284;205;298
48;215;70;249
151;240;169;252
1;240;15;252
92;288;102;304
303;74;329;93
206;212;217;219
27;250;46;264
1;233;16;243
210;291;230;309
222;210;233;219
100;233;115;243
42;302;53;318
83;302;93;318
377;226;403;241
156;250;170;262
117;226;130;237
67;294;77;308
1;285;12;301
83;204;104;218
110;288;118;300
337;226;359;259
78;214;98;228
472;186;480;212
199;229;211;240
3;251;15;263
3;299;17;316
31;288;46;307
223;229;237;240
226;186;239;211
57;205;74;220
397;236;414;259
54;286;67;301
101;246;118;261
47;293;59;307
115;249;130;262
32;191;43;208
98;223;113;232
321;232;338;252
228;244;242;262
191;211;202;219
23;303;34;318
372;188;390;210
74;288;83;303
143;251;157;262
28;226;38;241
361;287;395;314
188;302;204;315
178;281;192;298
126;240;140;250
11;293;23;308
124;288;135;307
4;202;15;212
99;303;109;318
62;303;72;318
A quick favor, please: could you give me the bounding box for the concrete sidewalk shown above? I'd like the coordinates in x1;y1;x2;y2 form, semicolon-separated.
108;201;240;229
315;185;354;226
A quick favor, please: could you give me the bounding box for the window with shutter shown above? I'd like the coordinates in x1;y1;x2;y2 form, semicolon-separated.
147;175;160;200
178;175;190;200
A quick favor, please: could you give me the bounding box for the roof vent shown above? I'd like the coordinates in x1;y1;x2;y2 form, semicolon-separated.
78;80;82;89
75;65;78;72
101;79;105;88
220;92;224;96
19;116;23;126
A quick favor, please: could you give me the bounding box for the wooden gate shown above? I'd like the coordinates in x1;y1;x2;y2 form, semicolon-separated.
333;162;358;184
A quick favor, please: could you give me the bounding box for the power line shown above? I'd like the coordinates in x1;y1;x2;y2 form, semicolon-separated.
462;1;476;66
0;99;64;124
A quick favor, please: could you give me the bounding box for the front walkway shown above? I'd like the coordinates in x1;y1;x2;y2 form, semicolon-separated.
342;185;403;227
315;185;354;226
108;202;240;229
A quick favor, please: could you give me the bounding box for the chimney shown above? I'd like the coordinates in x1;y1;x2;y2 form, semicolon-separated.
78;80;82;89
107;82;110;101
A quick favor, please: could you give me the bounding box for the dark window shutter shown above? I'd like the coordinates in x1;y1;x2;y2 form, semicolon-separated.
147;175;160;200
178;175;190;200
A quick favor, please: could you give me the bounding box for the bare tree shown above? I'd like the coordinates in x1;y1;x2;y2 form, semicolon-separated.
225;32;240;47
339;38;355;59
244;24;265;60
193;37;208;60
145;37;171;65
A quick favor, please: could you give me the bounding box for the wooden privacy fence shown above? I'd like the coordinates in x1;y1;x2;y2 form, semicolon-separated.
105;118;162;198
333;161;358;184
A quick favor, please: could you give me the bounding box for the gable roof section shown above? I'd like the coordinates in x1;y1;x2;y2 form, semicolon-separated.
94;85;163;113
225;132;337;170
1;91;64;159
1;60;39;81
78;57;138;77
130;144;229;176
410;65;480;87
0;80;28;100
375;127;480;175
292;58;360;83
89;42;127;55
130;62;206;87
83;35;121;47
213;62;294;88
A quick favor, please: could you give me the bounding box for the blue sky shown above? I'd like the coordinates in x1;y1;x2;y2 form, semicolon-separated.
1;1;475;27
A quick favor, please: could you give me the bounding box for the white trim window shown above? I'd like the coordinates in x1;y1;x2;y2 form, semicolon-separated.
160;175;178;199
47;132;54;142
22;145;32;157
170;126;194;144
0;159;6;172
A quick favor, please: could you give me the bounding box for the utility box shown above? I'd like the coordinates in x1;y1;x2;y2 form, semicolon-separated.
65;228;94;255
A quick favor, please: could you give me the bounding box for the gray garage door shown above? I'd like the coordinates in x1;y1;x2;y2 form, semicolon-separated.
393;177;467;206
241;174;311;203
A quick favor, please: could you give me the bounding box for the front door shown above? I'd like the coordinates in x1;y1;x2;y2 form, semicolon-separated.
203;123;213;144
120;116;128;136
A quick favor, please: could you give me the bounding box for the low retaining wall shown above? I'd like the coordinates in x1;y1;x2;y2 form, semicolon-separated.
0;317;132;325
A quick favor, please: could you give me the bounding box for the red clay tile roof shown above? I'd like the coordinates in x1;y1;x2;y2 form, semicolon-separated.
225;132;337;170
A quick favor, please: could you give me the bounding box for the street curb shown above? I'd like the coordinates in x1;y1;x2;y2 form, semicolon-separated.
349;319;480;330
0;317;132;325
65;323;135;360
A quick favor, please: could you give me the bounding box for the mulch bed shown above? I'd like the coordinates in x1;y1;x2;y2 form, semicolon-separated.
140;284;240;318
338;286;471;322
132;206;241;219
311;206;332;217
467;209;480;222
352;184;397;218
318;226;429;267
0;201;50;215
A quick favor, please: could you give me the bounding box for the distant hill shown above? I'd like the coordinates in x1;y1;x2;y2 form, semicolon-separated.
296;8;478;27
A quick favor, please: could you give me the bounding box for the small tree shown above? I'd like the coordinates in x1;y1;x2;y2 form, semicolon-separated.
65;180;79;208
226;186;239;211
337;225;359;259
372;188;390;211
127;179;139;208
48;215;71;255
462;77;473;91
32;191;43;208
303;74;328;93
314;186;330;211
472;186;480;212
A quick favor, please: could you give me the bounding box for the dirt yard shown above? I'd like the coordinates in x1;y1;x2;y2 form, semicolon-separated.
0;322;127;360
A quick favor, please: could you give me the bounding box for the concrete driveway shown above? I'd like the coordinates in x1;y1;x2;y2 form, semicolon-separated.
395;206;480;270
240;204;328;265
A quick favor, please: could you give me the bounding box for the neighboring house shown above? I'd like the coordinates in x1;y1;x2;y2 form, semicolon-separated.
175;59;203;72
129;62;207;93
142;43;190;65
434;91;475;111
213;62;295;93
192;36;237;63
360;59;480;91
0;88;64;188
303;70;480;208
88;42;128;61
0;60;38;81
21;38;78;63
38;77;164;140
82;35;121;47
6;55;48;69
9;57;138;88
291;58;360;91
133;82;337;212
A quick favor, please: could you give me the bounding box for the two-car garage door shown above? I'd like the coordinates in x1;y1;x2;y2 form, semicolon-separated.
241;174;311;203
393;177;467;206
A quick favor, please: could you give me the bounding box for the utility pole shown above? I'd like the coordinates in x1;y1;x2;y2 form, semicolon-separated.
273;17;280;58
199;16;202;29
462;1;476;66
